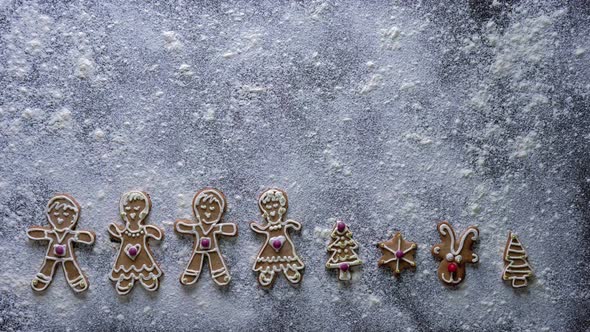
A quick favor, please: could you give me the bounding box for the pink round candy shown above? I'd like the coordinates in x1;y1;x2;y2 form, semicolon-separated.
128;247;138;257
272;239;282;250
395;250;404;258
336;221;346;233
55;245;65;256
339;263;349;271
201;238;210;248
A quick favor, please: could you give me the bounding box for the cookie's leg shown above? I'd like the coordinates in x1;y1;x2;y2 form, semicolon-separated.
140;276;159;291
63;260;89;292
180;252;204;285
208;251;231;286
32;258;57;292
284;266;302;284
258;270;276;287
115;278;134;295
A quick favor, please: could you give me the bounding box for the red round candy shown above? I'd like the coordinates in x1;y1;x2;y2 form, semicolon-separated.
447;262;458;273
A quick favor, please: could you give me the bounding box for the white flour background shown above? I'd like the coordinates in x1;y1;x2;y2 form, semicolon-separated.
1;1;589;331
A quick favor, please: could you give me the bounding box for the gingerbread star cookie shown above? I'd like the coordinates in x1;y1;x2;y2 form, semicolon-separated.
27;194;95;293
431;221;479;286
377;232;417;275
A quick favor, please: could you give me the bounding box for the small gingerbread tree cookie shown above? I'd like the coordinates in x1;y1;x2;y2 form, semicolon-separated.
175;188;238;286
502;231;533;288
27;194;95;293
431;221;479;285
250;188;304;287
377;231;417;275
108;191;164;295
325;220;362;281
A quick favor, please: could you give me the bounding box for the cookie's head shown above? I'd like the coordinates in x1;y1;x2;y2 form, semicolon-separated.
46;194;80;230
193;188;225;225
258;188;288;224
120;191;151;226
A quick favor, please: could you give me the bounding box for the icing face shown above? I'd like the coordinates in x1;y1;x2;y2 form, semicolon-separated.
47;197;79;230
196;199;222;224
122;198;147;226
258;189;288;224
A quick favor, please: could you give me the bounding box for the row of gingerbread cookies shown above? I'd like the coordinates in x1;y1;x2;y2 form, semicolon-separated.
27;188;532;295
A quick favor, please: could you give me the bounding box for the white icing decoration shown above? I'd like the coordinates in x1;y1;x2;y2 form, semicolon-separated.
445;253;454;261
251;189;304;286
27;195;95;293
502;232;533;288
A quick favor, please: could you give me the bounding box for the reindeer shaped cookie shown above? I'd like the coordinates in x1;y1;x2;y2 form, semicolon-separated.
27;194;95;293
175;188;238;286
431;221;479;285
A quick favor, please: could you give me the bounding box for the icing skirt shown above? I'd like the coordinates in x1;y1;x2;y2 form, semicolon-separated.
110;264;162;281
254;255;304;272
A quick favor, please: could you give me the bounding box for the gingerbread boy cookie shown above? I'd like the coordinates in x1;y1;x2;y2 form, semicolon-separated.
377;232;417;276
175;188;238;286
431;221;479;285
250;188;304;287
27;194;95;293
108;191;164;295
325;220;362;281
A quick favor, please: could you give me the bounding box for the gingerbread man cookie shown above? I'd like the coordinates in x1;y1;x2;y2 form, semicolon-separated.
325;220;362;281
377;232;417;275
27;194;95;293
431;221;479;285
250;188;304;287
108;191;164;295
502;231;533;288
175;188;238;286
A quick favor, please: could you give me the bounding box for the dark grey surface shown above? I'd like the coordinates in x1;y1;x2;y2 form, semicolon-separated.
1;1;589;331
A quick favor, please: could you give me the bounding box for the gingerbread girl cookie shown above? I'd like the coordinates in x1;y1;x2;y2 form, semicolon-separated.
325;220;362;281
27;194;95;293
175;188;238;286
250;188;304;287
377;232;417;275
431;221;479;285
108;191;164;295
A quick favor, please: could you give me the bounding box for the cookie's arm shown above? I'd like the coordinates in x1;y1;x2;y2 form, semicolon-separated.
108;223;123;240
27;226;49;240
250;222;267;234
285;219;302;231
74;231;96;244
174;219;195;234
218;223;238;236
145;225;163;240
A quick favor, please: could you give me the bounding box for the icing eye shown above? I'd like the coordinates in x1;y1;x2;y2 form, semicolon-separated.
201;205;207;209
134;206;140;211
273;203;279;208
209;206;215;211
63;212;69;216
53;212;59;216
266;204;272;209
125;207;131;211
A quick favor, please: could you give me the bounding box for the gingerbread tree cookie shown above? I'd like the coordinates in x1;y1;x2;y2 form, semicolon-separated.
108;191;164;295
502;231;533;288
431;221;479;285
27;194;95;293
325;220;362;281
175;188;238;286
377;231;417;275
250;188;304;287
